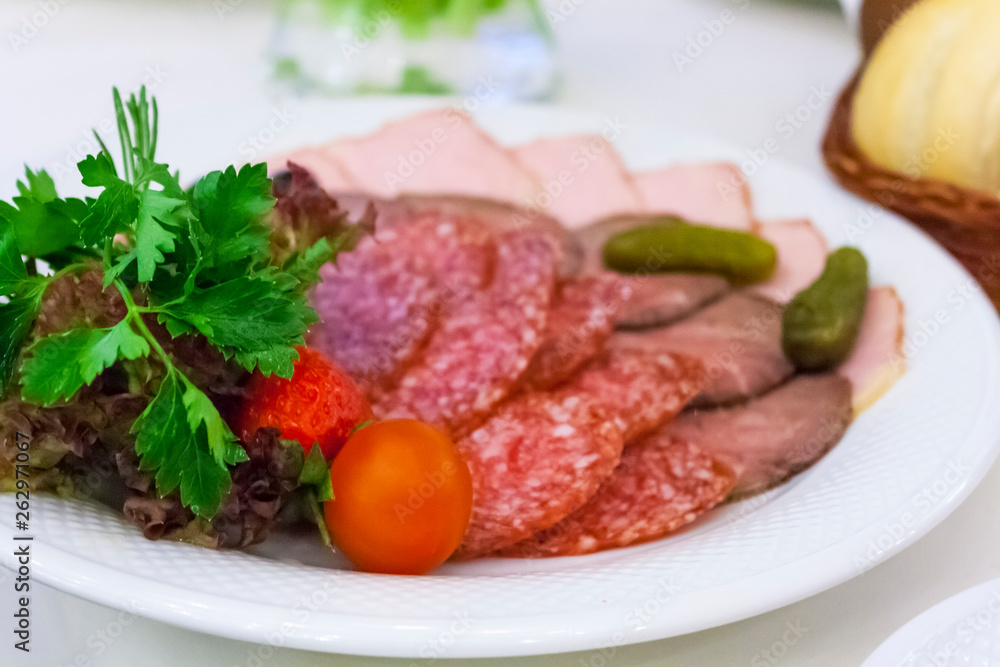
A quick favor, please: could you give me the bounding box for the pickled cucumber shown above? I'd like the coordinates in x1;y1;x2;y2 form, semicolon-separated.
601;219;777;283
782;247;869;372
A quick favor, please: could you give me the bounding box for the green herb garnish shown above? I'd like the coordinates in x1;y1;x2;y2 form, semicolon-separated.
0;87;338;519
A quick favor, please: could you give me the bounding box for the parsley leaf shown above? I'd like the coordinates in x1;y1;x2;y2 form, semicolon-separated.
133;372;247;519
179;376;245;467
0;220;27;295
233;346;300;380
78;153;138;246
20;319;150;406
80;320;151;381
163;275;316;376
0;294;41;397
0;168;84;257
284;237;337;288
135;189;187;282
193;164;274;270
19;329;95;406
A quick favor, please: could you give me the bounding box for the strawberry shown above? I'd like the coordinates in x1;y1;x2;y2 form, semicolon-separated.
235;346;373;460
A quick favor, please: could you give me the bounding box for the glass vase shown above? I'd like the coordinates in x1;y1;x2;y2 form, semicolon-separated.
271;0;557;102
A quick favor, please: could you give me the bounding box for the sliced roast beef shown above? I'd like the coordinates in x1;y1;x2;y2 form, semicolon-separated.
611;292;793;407
658;374;853;501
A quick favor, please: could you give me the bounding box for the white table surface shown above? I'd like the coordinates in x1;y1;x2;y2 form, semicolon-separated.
3;1;1000;665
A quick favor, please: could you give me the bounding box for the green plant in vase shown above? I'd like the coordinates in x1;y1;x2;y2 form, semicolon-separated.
272;0;555;99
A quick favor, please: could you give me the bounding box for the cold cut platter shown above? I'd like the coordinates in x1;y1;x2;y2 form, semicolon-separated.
1;98;999;658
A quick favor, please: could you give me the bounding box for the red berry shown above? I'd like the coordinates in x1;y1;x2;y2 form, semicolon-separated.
236;346;373;460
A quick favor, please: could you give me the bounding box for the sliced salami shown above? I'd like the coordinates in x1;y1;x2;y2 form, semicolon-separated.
504;439;735;558
308;235;437;396
309;215;493;397
372;195;577;277
522;273;631;390
454;348;704;559
376;229;559;435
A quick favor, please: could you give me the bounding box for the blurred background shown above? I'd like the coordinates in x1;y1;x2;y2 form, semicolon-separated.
2;0;855;192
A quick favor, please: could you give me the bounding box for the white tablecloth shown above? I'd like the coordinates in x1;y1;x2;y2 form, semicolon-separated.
3;1;1000;664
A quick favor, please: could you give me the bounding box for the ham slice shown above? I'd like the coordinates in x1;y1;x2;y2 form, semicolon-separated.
838;286;906;415
453;348;704;559
575;215;730;328
750;219;829;304
635;162;755;231
657;374;853;501
266;147;357;193
322;109;543;204
503;438;735;558
513;134;643;229
612;293;793;407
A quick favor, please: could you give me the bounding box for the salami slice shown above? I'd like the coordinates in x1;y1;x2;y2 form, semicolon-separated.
522;273;631;390
309;215;493;397
504;438;735;558
376;229;559;435
308;235;437;396
453;348;705;559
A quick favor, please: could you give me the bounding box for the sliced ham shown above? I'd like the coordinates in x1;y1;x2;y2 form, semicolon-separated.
657;374;853;501
838;286;906;415
513;134;643;229
322;109;543;204
453;348;705;559
266;147;357;193
611;293;793;407
575;214;730;328
375;229;559;436
635;162;755;231
522;274;630;390
750;219;829;304
503;439;735;558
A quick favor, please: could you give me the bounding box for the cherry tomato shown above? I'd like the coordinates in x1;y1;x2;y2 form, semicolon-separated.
325;419;474;575
235;346;372;460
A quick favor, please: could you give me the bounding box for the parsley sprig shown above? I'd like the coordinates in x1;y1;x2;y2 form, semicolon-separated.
0;88;338;518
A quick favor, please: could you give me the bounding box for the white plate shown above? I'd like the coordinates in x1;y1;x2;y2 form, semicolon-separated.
863;578;1000;666
3;100;1000;659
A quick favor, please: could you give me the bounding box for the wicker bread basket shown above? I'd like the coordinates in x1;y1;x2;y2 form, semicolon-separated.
822;72;1000;309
